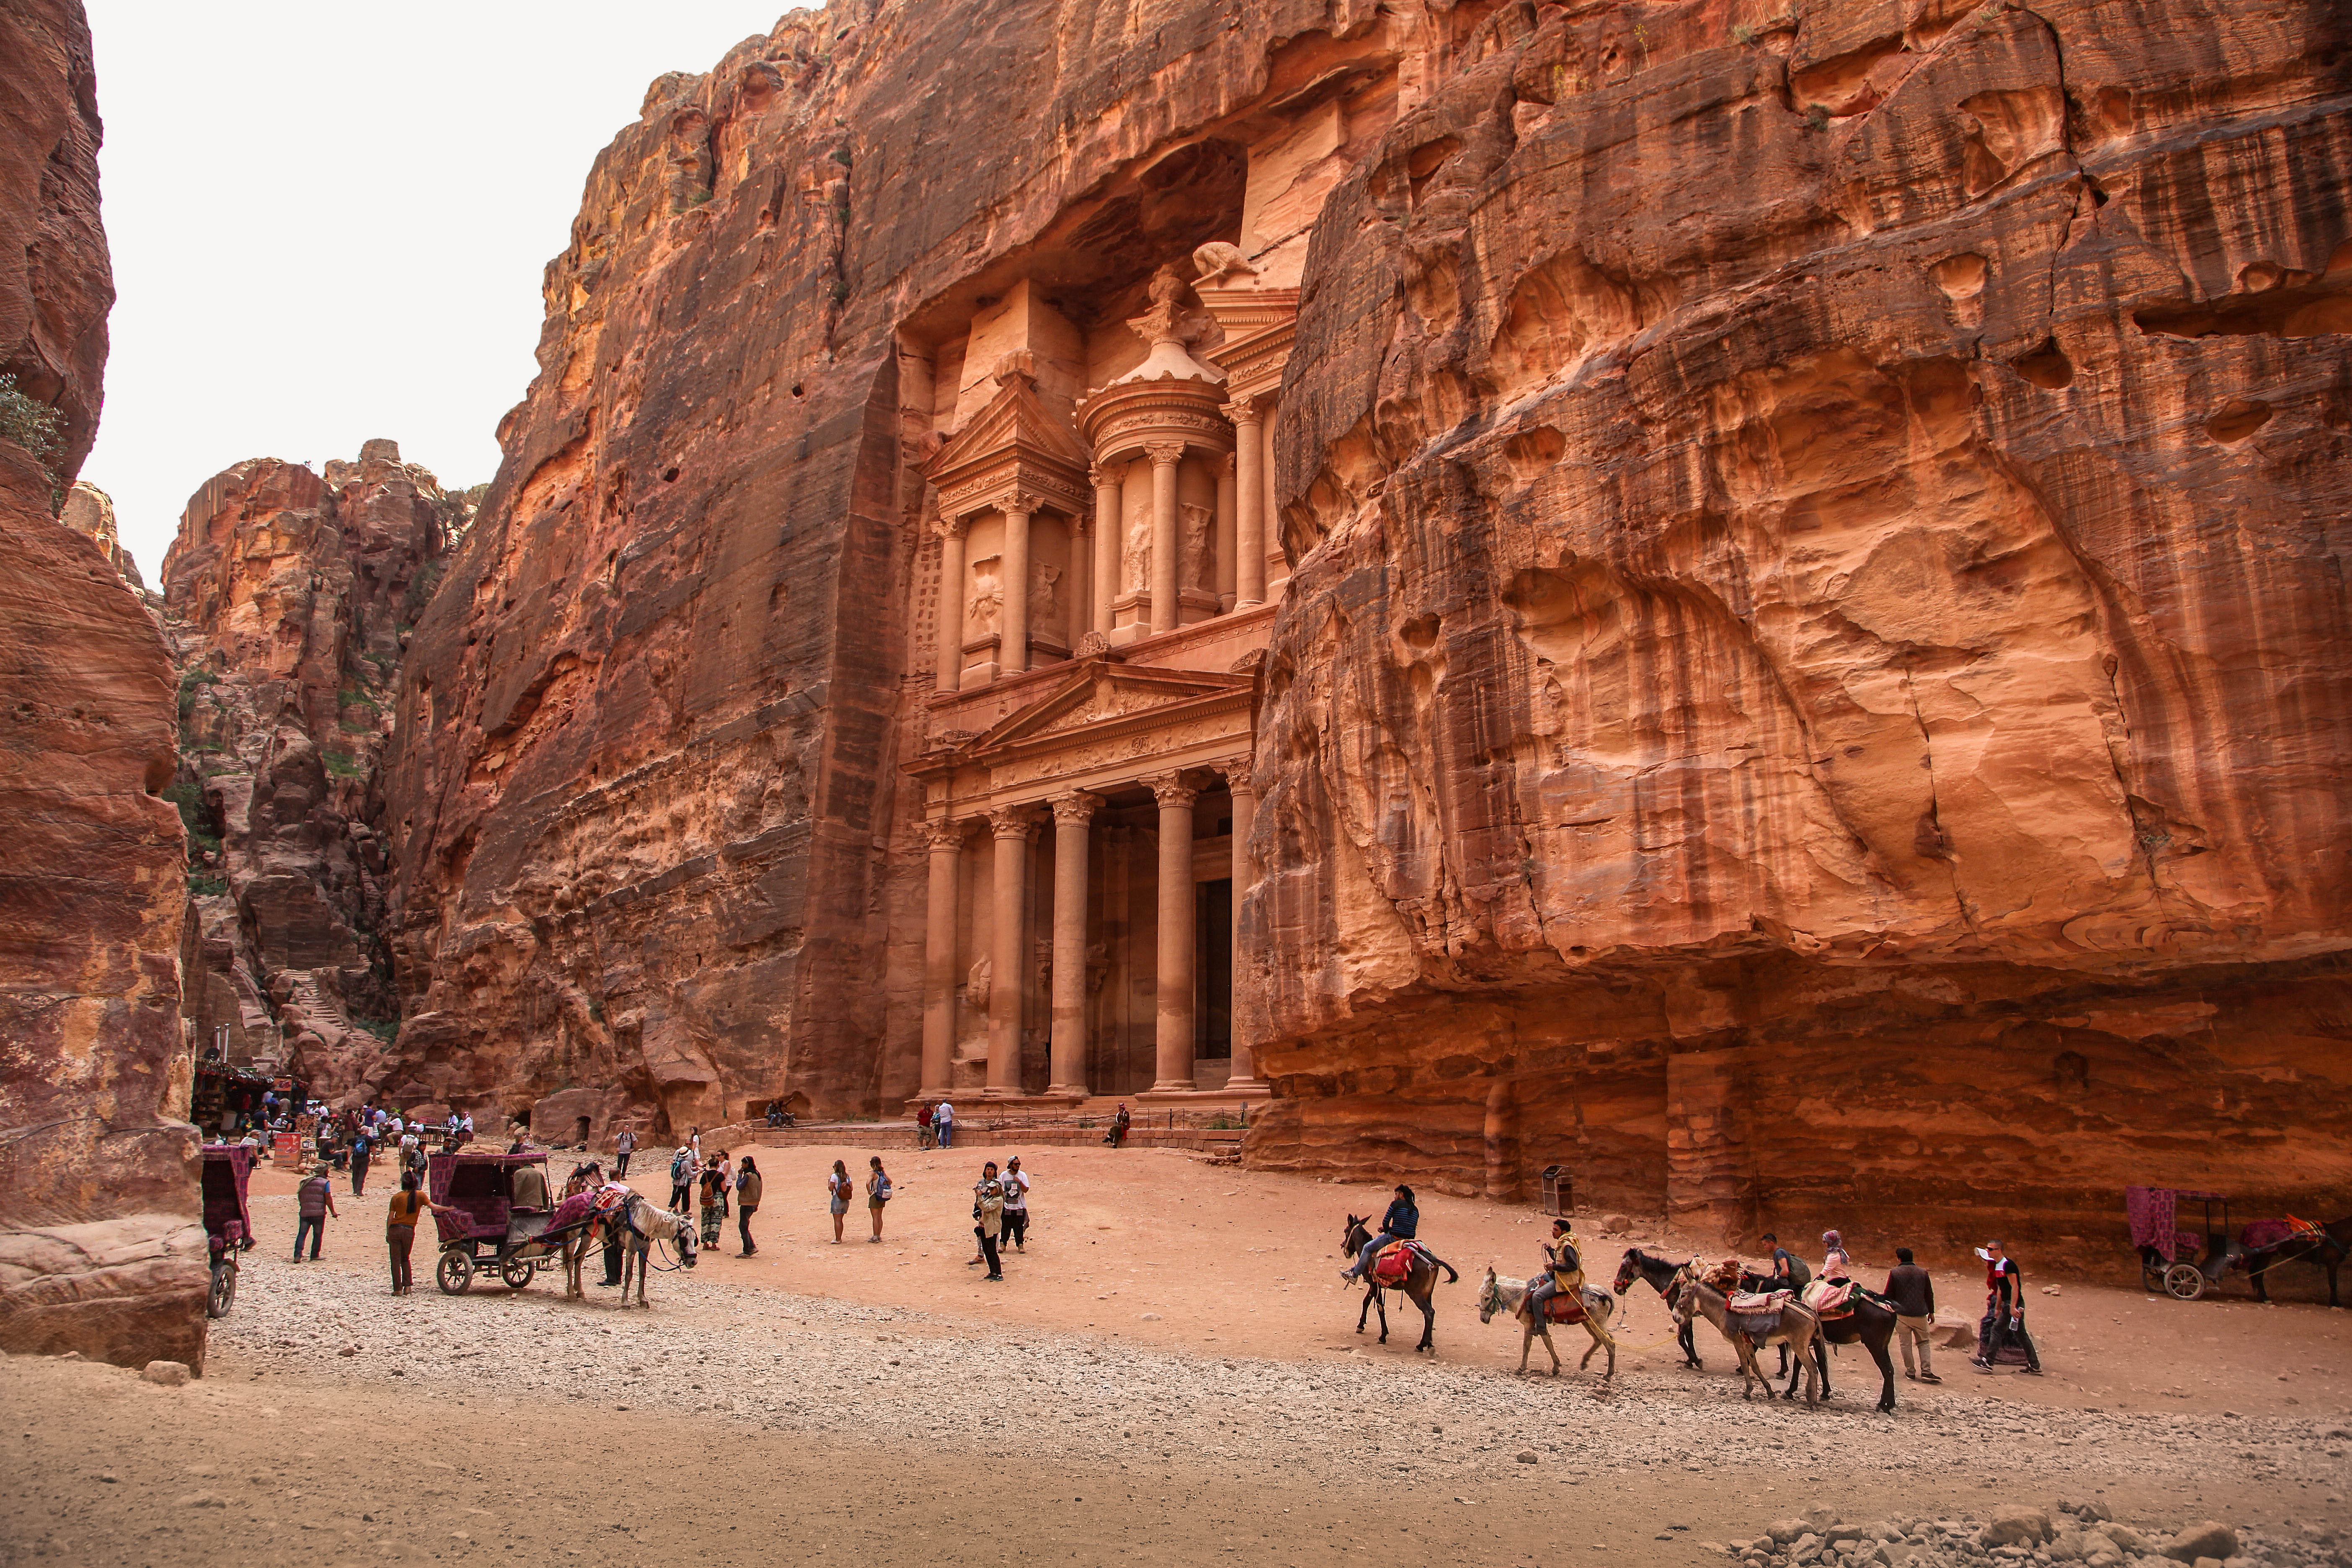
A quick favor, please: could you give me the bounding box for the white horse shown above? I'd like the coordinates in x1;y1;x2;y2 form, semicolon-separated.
617;1194;698;1306
1476;1266;1617;1379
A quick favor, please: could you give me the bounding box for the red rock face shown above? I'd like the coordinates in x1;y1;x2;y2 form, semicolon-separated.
162;444;462;1105
0;0;206;1369
365;0;2350;1257
1242;0;2352;1243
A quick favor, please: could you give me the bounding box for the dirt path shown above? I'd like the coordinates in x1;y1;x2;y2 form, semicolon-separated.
3;1144;2342;1567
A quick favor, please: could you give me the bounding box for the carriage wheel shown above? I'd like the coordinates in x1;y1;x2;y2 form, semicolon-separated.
500;1257;534;1292
206;1261;237;1319
436;1249;475;1295
2163;1263;2206;1300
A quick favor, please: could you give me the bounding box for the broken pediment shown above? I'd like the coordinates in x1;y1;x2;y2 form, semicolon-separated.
962;658;1253;758
927;360;1094;518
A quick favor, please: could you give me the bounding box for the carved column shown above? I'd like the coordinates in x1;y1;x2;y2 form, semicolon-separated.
1225;400;1265;608
1214;453;1238;610
934;517;968;693
985;806;1039;1096
1259;400;1280;593
1090;465;1120;637
1147;772;1198;1093
1067;511;1091;645
919;818;965;1097
1220;763;1267;1094
1047;791;1101;1097
1146;441;1184;636
999;496;1033;676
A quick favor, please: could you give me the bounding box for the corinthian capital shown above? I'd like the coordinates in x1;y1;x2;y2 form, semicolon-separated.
1144;771;1199;810
1143;440;1187;467
1220;397;1264;427
936;514;969;541
1049;790;1104;826
988;805;1042;840
922;817;968;850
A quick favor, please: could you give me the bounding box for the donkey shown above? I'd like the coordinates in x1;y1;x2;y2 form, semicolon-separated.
617;1192;699;1307
1476;1266;1617;1380
1340;1215;1458;1354
1789;1280;1901;1413
1614;1247;1822;1405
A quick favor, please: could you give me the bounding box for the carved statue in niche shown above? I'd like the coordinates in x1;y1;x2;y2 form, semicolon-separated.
1029;562;1061;637
968;555;1003;638
1192;241;1258;286
1123;516;1150;594
966;954;991;1010
1180;502;1213;591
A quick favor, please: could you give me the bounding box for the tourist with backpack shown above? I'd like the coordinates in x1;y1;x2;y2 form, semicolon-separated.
827;1159;854;1243
669;1145;696;1213
735;1156;763;1256
866;1157;892;1242
613;1127;636;1179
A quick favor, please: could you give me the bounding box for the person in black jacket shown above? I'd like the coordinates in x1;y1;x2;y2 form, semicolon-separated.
1971;1240;2043;1374
1339;1185;1419;1283
1882;1246;1940;1383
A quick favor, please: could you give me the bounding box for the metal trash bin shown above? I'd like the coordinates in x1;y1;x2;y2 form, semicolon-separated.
1540;1165;1571;1218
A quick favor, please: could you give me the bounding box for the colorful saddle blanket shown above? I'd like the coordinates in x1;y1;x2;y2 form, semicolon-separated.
1728;1289;1791;1314
544;1192;595;1234
1700;1258;1745;1294
1369;1240;1420;1286
1538;1291;1589;1325
1801;1279;1857;1318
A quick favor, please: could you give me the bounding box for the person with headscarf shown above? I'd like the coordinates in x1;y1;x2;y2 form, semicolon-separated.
1523;1217;1581;1322
1820;1230;1853;1282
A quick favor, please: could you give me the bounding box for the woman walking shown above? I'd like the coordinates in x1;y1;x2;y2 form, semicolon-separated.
970;1161;1006;1281
866;1156;892;1242
384;1173;458;1295
735;1156;763;1256
827;1159;854;1243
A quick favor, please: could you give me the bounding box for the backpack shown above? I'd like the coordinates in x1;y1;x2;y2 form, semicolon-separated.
671;1150;691;1184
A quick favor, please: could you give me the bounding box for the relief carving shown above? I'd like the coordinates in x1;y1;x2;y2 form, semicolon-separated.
968;555;1003;637
1181;502;1214;590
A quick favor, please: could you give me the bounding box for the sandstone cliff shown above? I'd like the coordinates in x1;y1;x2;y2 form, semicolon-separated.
365;0;2349;1260
60;480;145;591
162;442;464;1104
0;0;207;1369
1241;0;2352;1243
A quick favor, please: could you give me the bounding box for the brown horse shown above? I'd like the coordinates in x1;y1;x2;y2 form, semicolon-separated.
1340;1215;1458;1354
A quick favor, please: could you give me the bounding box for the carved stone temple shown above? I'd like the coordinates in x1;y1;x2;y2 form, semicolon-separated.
905;243;1304;1102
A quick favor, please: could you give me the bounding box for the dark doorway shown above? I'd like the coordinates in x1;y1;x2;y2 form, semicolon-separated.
1196;877;1232;1059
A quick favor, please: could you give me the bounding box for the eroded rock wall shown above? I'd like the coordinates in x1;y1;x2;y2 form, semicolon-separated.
1242;0;2352;1250
0;0;207;1368
374;0;1445;1139
162;444;462;1103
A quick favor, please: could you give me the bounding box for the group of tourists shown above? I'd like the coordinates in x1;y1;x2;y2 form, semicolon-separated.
1752;1226;2041;1376
914;1100;956;1149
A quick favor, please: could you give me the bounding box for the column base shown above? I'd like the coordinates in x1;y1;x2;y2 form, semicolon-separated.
1141;1078;1199;1097
1215;1077;1273;1097
1041;1083;1091;1100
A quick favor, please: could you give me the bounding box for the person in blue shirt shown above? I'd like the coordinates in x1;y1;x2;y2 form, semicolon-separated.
1339;1184;1419;1282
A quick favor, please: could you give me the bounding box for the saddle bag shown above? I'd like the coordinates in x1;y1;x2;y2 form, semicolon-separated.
1369;1241;1416;1286
1540;1292;1588;1325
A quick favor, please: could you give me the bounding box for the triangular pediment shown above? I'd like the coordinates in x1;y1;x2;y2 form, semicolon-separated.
967;659;1252;757
926;373;1092;488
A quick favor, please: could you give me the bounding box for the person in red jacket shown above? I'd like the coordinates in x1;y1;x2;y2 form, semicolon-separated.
1970;1240;2043;1374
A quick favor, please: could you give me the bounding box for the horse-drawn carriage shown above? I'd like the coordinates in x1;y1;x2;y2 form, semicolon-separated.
429;1149;571;1295
200;1143;255;1318
2128;1185;2346;1305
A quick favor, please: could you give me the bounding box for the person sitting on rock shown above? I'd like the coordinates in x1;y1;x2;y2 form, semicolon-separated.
1339;1183;1419;1283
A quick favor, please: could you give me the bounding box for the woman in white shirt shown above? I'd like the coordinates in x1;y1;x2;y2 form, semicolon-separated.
999;1156;1032;1252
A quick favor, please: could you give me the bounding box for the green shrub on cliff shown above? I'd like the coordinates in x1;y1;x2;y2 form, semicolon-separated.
0;374;63;510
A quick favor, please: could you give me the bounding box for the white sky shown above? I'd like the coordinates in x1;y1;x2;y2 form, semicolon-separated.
83;2;795;581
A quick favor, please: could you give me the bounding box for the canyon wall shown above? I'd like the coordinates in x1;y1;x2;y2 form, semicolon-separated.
0;0;207;1367
356;0;2351;1258
1241;0;2352;1250
162;444;463;1104
374;0;1442;1141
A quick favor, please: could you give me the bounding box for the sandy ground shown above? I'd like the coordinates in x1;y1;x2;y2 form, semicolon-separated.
4;1142;2345;1568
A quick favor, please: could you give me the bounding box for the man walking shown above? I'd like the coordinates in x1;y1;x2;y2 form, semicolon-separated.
1972;1240;2044;1375
1760;1232;1811;1376
613;1127;635;1179
1883;1246;1940;1383
349;1127;372;1197
294;1163;337;1261
735;1155;763;1256
934;1099;954;1151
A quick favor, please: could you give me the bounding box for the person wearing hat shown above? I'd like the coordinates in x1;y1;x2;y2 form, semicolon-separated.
1339;1183;1420;1283
1971;1240;2043;1374
1522;1217;1583;1322
294;1162;338;1261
